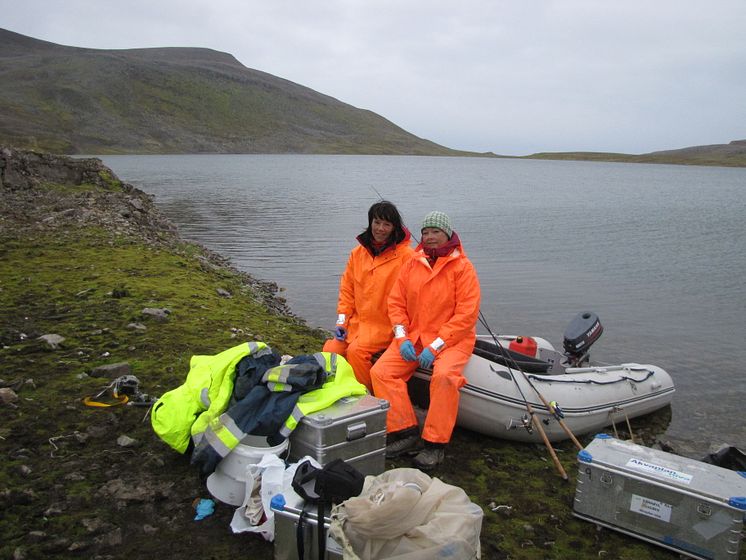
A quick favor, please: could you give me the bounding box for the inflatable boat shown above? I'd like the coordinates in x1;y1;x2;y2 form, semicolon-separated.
410;312;675;443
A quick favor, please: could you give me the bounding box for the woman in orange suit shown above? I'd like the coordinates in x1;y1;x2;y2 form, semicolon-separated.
323;201;414;391
370;210;480;470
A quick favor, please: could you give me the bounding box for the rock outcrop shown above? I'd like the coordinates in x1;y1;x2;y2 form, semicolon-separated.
0;146;178;244
0;146;291;316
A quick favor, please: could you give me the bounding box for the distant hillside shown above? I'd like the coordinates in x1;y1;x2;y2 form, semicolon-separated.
0;28;484;156
524;139;746;167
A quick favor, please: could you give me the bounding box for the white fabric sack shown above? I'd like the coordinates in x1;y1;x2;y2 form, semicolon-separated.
329;468;483;559
230;454;321;540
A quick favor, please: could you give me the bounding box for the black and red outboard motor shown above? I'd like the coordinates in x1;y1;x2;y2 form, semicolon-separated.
563;311;603;366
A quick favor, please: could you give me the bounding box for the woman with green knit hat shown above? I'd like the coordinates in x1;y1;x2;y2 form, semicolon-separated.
370;210;481;470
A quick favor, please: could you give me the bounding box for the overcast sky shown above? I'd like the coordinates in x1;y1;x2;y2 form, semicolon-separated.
3;1;745;155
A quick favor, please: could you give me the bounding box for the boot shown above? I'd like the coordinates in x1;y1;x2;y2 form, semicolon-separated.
385;428;423;458
413;442;445;470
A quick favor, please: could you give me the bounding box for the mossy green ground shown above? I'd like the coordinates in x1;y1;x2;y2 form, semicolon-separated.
0;229;326;559
0;227;721;559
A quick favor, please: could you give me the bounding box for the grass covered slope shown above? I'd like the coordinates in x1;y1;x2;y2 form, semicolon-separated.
0;28;481;157
525;139;746;167
0;147;689;559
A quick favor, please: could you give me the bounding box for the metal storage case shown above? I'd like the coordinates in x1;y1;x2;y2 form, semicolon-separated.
271;493;343;560
288;394;389;476
573;434;746;560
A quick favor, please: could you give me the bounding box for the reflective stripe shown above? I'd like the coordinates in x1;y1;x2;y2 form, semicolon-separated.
262;365;291;384
248;341;271;358
313;352;326;368
336;314;346;325
312;352;336;378
280;406;304;437
209;414;242;456
267;382;291;392
329;353;337;375
220;413;244;442
202;414;245;458
277;367;291;383
394;325;406;339
203;425;233;457
200;388;211;408
200;343;266;409
290;406;304;423
431;337;445;352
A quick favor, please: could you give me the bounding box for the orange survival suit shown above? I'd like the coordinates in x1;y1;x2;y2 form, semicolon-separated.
323;228;414;390
370;235;481;443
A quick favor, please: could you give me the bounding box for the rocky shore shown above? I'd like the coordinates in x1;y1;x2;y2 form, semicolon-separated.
0;147;293;317
0;147;690;560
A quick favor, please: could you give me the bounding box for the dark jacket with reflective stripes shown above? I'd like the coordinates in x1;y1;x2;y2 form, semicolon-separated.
152;342;366;475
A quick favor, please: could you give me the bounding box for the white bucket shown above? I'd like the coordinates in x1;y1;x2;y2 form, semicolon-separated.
206;434;289;506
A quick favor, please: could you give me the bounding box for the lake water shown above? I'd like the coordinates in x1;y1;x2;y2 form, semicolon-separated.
100;154;746;457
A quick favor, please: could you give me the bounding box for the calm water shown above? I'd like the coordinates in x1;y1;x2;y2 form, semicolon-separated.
100;154;746;457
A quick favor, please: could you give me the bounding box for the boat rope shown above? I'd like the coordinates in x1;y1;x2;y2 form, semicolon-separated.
610;415;620;439
625;411;636;443
608;407;637;442
526;370;655;385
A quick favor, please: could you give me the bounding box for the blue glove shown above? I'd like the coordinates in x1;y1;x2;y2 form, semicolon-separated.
399;340;417;361
194;498;215;521
418;347;436;369
334;326;347;341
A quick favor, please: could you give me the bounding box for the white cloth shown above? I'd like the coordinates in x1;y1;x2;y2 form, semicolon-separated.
229;454;321;541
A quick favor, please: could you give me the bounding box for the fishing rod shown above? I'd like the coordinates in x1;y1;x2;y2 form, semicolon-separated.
370;185;386;202
478;311;568;480
478;311;583;451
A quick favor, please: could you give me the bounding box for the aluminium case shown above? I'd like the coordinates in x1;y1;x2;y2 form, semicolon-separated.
271;493;343;560
288;394;389;476
573;434;746;560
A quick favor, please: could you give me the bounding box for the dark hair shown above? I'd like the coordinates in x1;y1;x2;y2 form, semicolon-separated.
365;200;406;244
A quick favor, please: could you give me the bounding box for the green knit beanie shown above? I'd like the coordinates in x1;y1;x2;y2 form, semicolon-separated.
421;211;452;238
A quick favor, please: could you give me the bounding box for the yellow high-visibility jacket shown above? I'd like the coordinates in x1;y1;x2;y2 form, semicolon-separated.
151;342;367;455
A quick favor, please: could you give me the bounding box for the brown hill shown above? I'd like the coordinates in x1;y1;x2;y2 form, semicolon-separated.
0;28;483;156
525;139;746;167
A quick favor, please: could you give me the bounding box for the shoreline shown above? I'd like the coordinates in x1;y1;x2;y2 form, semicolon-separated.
0;146;700;559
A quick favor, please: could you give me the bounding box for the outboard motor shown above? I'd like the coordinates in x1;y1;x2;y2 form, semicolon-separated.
563;311;603;366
